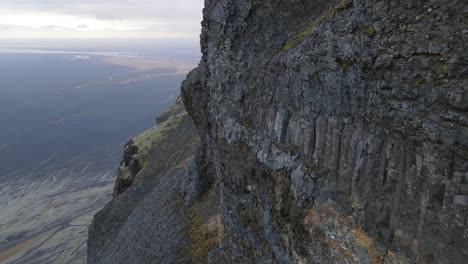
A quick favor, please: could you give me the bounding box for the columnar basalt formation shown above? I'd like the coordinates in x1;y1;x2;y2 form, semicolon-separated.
88;0;468;263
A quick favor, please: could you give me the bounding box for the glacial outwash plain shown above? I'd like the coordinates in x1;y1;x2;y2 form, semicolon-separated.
89;0;468;263
0;50;196;263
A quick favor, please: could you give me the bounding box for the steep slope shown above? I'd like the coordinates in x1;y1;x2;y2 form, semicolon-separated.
88;98;202;263
89;0;468;263
182;0;468;262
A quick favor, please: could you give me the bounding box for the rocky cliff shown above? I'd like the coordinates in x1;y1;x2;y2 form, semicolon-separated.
88;0;468;263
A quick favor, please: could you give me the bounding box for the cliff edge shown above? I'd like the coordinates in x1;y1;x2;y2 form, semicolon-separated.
89;0;468;263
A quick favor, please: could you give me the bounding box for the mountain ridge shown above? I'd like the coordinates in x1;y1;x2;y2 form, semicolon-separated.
88;0;468;263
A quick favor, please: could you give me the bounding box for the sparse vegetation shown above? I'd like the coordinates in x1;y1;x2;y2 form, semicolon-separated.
415;78;426;85
182;188;222;263
365;25;377;38
132;113;187;164
239;208;262;230
187;211;218;263
283;0;353;51
336;57;355;72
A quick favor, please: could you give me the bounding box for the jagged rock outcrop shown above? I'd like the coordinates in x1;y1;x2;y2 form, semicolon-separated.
87;98;204;263
89;0;468;263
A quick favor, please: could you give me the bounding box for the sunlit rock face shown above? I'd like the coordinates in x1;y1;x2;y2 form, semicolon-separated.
89;0;468;263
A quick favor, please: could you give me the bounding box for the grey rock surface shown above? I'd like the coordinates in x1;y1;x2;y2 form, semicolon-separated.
87;100;202;264
182;0;468;263
89;0;468;263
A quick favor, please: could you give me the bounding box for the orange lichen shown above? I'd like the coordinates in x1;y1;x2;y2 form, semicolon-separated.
354;226;381;264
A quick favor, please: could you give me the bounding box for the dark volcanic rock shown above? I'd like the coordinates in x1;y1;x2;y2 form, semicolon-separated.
88;100;203;264
89;0;468;263
114;141;141;195
182;0;468;263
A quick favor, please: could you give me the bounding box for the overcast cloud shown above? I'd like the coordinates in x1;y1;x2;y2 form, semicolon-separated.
0;0;204;39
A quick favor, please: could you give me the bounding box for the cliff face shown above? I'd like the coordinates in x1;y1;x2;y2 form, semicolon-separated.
182;0;468;262
89;0;468;263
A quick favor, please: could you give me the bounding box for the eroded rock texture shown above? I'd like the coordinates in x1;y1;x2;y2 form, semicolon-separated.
182;0;468;263
89;0;468;263
88;99;203;263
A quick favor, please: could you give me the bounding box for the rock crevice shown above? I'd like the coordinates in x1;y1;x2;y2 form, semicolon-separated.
88;0;468;263
182;0;468;262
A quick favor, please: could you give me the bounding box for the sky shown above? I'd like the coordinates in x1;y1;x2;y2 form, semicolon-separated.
0;0;204;39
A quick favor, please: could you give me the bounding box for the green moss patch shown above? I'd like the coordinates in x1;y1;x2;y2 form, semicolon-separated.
186;211;218;263
364;25;377;38
415;78;426;85
181;187;222;263
336;57;355;72
132;113;187;164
